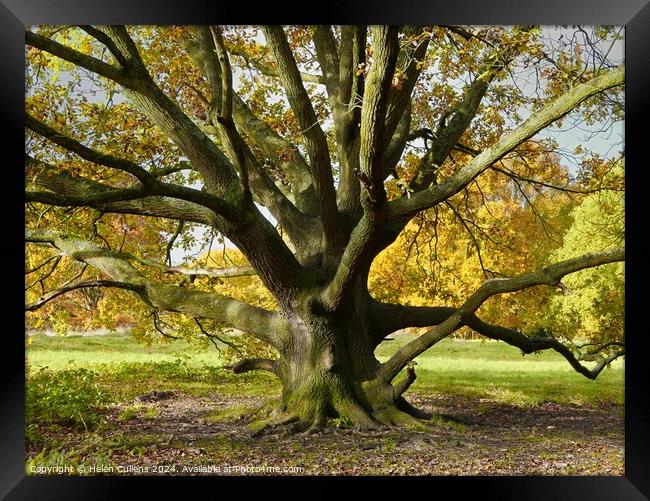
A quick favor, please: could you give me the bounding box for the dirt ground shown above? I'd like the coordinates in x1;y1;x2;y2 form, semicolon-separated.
56;391;625;476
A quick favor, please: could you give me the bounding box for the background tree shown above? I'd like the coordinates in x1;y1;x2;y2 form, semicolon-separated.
545;161;624;349
25;25;624;431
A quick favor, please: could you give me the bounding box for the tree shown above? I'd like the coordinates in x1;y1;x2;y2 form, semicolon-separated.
546;162;624;347
25;25;625;431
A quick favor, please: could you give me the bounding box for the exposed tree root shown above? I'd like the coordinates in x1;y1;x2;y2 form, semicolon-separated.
333;397;383;431
244;369;444;435
248;399;441;436
249;413;300;437
395;395;433;419
373;405;429;430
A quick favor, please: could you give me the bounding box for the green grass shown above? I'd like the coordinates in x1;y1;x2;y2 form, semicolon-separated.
26;331;623;409
376;335;624;406
26;332;222;370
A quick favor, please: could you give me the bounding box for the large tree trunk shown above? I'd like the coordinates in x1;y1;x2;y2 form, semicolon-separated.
259;293;422;432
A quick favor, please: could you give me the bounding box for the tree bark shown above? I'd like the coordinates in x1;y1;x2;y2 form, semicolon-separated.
248;293;421;431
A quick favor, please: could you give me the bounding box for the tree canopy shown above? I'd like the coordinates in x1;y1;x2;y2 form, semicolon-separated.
25;25;624;430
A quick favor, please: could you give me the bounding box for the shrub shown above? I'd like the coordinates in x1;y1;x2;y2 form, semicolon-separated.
26;367;111;439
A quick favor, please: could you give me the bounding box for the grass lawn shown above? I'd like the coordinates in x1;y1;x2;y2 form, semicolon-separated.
27;331;624;406
377;335;624;406
24;331;625;476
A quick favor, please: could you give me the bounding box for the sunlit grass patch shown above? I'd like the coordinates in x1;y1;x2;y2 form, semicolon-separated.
376;336;624;406
26;332;623;409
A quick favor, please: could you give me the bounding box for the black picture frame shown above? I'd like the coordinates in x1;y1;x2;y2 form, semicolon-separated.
3;1;649;498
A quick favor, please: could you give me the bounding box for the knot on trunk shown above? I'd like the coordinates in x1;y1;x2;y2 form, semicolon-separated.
322;345;335;371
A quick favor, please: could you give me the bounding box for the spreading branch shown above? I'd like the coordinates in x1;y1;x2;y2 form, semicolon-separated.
26;30;128;85
25;228;283;347
390;65;624;219
378;247;624;382
263;26;341;247
26;279;142;311
25;113;156;186
26;153;236;218
27;163;310;299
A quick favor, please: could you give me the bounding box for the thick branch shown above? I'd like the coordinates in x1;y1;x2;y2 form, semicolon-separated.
186;29;317;214
321;28;400;310
409;27;536;193
370;302;457;341
263;26;341;247
94;27;241;196
336;26;366;218
27;186;152;206
359;26;400;206
28;169;306;300
184;27;223;110
311;26;340;101
165;264;256;279
210;25;251;196
26;30;127;84
77;25;130;67
113;250;256;279
25;228;283;347
26;114;156;185
28;26;243;201
232;93;318;215
26;155;235;217
462;316;624;380
321;213;385;310
26;162;217;225
239;148;319;252
378;247;625;381
322;29;412;308
383;26;429;143
375;301;623;382
408;77;488;192
390;65;624;219
28;27;306;296
382;102;412;180
184;29;318;241
393;361;417;397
